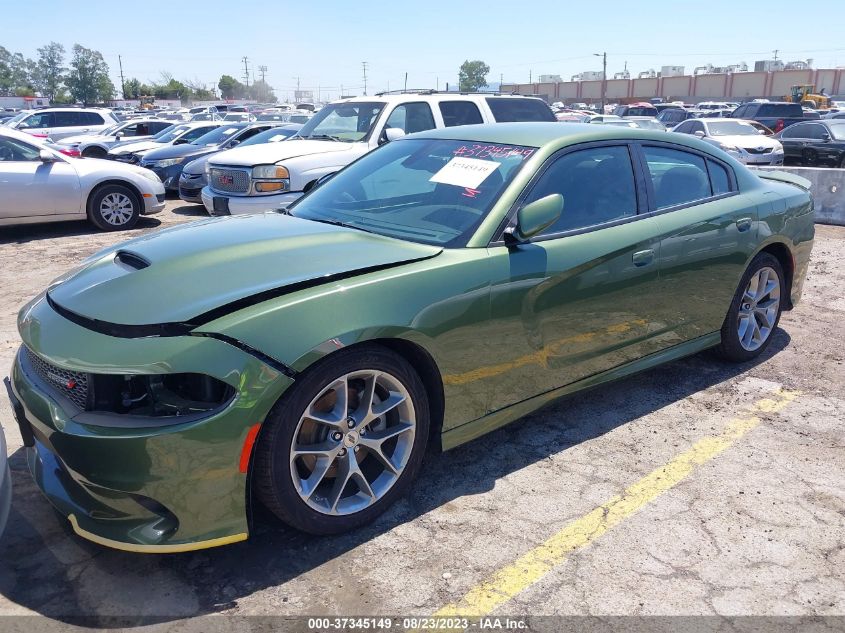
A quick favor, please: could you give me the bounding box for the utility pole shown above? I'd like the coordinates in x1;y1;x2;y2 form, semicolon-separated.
362;61;369;95
773;49;779;61
594;51;607;111
529;69;532;83
242;56;250;87
258;65;267;83
404;72;408;92
118;55;126;100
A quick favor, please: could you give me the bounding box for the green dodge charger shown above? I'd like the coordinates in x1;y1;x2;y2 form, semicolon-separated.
5;123;814;552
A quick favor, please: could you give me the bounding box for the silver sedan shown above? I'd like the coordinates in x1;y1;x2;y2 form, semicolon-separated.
0;127;165;231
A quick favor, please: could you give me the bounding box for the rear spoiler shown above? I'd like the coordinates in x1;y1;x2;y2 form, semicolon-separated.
754;170;812;191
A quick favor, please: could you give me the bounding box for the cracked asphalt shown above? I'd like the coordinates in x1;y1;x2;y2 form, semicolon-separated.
0;200;843;625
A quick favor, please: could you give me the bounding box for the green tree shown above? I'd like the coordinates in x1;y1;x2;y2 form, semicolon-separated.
35;42;66;101
123;77;142;99
0;47;13;94
154;78;190;102
9;52;36;93
218;74;245;99
248;79;275;103
458;60;490;92
65;44;115;105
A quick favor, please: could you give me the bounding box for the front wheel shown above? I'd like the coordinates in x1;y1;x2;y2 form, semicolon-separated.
254;345;430;535
87;184;141;231
716;253;784;362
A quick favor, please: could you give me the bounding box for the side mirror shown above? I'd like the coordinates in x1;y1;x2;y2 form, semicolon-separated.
380;127;406;145
174;138;189;145
115;131;124;139
38;149;57;163
504;194;563;245
821;133;831;142
693;130;706;138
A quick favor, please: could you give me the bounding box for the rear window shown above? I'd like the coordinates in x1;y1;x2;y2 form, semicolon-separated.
486;97;556;122
439;101;483;127
757;103;803;117
625;106;658;117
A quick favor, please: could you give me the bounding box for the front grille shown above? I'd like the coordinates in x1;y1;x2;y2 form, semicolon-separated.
745;147;773;155
179;186;202;198
24;347;89;409
210;167;250;193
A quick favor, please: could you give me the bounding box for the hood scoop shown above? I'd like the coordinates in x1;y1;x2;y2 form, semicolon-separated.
114;250;150;271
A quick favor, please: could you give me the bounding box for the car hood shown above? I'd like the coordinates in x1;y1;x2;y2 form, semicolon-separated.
142;143;219;161
46;214;441;328
183;154;211;175
716;134;782;149
109;140;163;155
209;139;357;167
67;156;158;180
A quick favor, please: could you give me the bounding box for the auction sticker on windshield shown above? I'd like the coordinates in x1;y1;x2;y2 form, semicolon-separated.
430;157;501;189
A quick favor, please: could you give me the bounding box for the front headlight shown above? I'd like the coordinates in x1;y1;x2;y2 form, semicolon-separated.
718;143;741;153
139;169;162;184
772;142;784;152
253;164;290;193
153;158;183;168
253;165;290;179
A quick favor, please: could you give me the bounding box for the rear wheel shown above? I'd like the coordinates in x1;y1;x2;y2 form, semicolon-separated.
254;345;430;535
87;184;141;231
716;253;784;362
81;146;107;159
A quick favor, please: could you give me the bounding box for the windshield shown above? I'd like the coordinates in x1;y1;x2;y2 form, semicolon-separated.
240;127;297;146
154;125;190;143
4;111;30;125
190;124;243;146
632;119;664;130
289;138;536;247
294;102;385;142
100;123;123;135
707;121;759;136
830;123;845;140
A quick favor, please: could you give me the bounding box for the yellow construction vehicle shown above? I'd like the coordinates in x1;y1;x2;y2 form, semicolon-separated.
785;84;831;109
139;95;155;110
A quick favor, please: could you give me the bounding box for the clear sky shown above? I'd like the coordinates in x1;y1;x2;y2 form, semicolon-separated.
3;0;845;101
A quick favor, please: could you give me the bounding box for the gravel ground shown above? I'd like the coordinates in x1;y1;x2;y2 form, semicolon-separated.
0;200;843;627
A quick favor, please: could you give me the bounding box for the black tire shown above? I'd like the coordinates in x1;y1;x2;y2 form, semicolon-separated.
254;344;430;535
81;146;107;159
716;253;785;362
87;184;141;231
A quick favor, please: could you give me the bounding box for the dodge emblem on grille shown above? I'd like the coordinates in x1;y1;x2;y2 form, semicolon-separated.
46;371;75;389
218;175;234;186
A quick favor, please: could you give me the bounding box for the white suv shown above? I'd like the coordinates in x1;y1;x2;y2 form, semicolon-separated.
5;107;119;141
201;92;555;215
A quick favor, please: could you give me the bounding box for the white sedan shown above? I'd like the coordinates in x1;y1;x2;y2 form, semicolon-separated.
0;127;165;231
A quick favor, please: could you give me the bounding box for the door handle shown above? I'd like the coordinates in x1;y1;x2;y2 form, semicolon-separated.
735;217;752;232
632;249;655;267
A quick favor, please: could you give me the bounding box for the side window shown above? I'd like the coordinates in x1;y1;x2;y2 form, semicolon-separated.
781;123;807;139
119;123;140;136
804;124;826;140
385;102;436;134
690;121;705;134
0;137;41;161
522;145;638;235
439;101;483;127
733;105;747;118
643;146;711;209
235;127;266;143
150;122;172;133
53;111;84;127
82;112;104;125
485;98;556;122
674;121;693;134
708;160;732;195
19;112;52;129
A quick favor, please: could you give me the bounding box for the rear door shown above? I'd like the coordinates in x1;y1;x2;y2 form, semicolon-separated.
778;122;814;164
640;142;758;341
484;143;665;412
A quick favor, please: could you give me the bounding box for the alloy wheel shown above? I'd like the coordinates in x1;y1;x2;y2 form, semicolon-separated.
737;266;780;351
99;192;135;226
289;370;416;516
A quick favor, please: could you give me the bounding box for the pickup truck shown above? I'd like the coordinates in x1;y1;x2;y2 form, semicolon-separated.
201;92;556;216
730;102;805;134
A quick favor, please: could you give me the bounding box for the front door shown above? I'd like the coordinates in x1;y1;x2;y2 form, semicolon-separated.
0;136;81;219
483;144;666;413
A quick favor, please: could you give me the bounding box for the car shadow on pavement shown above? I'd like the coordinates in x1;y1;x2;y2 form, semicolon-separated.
170;204;208;218
0;329;791;625
0;217;162;245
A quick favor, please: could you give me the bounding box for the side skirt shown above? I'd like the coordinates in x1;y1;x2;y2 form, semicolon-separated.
440;332;721;451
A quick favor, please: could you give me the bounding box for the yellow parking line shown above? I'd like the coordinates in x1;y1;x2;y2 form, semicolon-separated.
434;388;800;617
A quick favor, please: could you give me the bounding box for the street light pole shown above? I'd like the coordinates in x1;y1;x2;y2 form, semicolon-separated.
594;52;607;111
